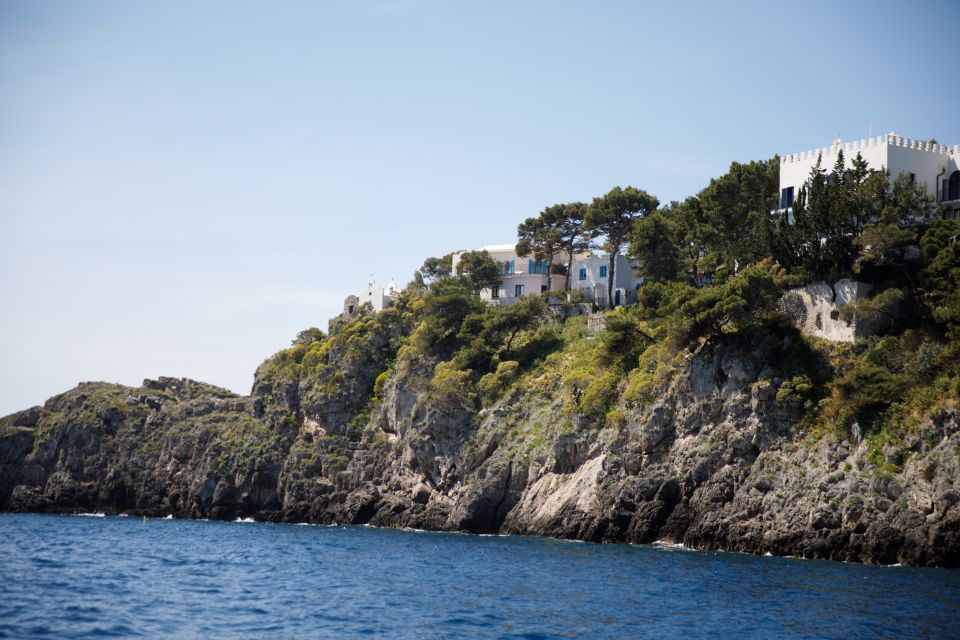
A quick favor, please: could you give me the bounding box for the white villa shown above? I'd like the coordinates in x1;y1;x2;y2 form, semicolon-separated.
451;244;643;307
778;132;960;218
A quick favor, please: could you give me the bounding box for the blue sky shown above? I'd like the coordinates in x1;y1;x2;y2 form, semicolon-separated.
1;0;958;415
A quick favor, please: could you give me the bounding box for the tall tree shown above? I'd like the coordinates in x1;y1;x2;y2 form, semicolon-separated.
516;202;589;292
516;217;562;292
417;253;454;283
697;158;779;278
549;202;590;291
585;187;659;307
628;211;681;282
455;250;502;295
660;197;716;286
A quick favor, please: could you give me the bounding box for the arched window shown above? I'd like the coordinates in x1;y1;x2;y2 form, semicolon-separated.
948;170;960;202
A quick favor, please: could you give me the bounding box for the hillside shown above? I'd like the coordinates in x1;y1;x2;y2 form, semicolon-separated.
3;156;959;567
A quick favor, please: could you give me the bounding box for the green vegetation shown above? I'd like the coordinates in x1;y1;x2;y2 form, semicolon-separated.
253;149;958;469
585;186;659;308
516;202;589;292
454;250;502;296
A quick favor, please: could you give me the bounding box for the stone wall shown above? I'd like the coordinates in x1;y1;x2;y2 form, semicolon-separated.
779;279;873;342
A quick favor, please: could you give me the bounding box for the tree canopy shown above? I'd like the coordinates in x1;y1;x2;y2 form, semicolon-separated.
455;250;502;296
516;202;590;292
585;187;659;307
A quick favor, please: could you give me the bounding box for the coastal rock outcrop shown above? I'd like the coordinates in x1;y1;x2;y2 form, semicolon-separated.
2;334;957;567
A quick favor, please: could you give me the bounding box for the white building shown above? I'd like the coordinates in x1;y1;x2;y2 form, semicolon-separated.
571;253;643;308
347;276;400;314
451;244;565;305
778;132;960;218
451;245;643;307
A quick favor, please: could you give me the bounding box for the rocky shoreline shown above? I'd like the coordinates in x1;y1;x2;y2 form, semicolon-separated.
2;336;957;568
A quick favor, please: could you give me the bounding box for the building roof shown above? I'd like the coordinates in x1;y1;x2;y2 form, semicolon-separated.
479;244;519;253
781;132;959;165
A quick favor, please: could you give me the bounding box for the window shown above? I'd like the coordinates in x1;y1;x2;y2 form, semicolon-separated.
599;265;607;278
541;285;548;293
909;173;916;184
526;259;549;274
515;284;524;297
780;186;794;208
491;286;499;299
948;171;960;202
578;267;587;281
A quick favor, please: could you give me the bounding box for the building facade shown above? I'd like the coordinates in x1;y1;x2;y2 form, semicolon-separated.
451;244;566;305
778;132;960;218
347;276;400;314
571;253;643;307
451;245;643;307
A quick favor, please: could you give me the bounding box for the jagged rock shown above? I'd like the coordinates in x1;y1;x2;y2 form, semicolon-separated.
0;341;958;567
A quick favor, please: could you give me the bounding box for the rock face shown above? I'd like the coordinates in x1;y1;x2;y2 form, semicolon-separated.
2;343;958;568
779;279;882;342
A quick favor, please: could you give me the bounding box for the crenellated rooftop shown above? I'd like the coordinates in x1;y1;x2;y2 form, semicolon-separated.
780;133;960;164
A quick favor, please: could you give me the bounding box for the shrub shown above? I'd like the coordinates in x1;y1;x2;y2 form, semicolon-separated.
595;306;654;373
823;361;909;429
905;340;944;383
776;375;815;410
579;371;620;418
430;362;476;407
478;360;520;401
605;409;627;429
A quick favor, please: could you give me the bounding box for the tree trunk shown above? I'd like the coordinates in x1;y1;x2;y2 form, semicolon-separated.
546;251;553;293
607;253;616;309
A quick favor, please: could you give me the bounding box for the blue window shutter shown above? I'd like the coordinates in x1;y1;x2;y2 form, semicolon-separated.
579;268;586;281
510;259;514;274
528;259;533;274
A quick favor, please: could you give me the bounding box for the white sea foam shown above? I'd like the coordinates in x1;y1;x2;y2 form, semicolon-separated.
163;515;174;520
652;540;687;549
234;517;256;523
75;513;106;517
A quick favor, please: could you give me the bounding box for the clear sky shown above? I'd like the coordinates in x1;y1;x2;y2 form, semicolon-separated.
1;0;958;415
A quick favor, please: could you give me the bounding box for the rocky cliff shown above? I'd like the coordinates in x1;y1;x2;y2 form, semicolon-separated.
2;312;957;567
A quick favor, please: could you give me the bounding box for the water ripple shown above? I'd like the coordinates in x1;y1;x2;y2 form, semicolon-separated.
1;514;959;639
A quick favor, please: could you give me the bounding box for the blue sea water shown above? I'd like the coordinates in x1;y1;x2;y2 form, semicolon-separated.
1;514;958;639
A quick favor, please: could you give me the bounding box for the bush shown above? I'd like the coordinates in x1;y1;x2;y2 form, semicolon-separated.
824;361;909;429
596;306;654;372
905;340;944;383
430;362;476;407
478;360;520;401
579;371;620;419
776;375;815;410
605;409;627;429
669;260;785;347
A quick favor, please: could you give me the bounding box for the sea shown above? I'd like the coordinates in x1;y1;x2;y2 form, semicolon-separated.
1;513;958;639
